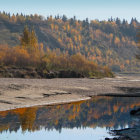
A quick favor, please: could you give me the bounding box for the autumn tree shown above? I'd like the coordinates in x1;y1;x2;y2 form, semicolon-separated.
136;27;140;59
19;25;43;66
20;26;38;51
21;26;30;46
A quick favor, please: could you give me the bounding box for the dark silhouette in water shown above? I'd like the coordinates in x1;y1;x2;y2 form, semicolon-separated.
0;96;140;134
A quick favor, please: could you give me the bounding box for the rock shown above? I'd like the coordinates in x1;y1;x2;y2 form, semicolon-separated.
46;71;58;79
113;138;118;140
130;108;140;115
105;138;110;140
105;137;132;140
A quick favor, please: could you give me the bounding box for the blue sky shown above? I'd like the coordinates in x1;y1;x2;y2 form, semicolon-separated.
0;0;140;21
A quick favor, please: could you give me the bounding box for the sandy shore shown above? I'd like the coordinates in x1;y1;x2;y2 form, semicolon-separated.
0;74;140;111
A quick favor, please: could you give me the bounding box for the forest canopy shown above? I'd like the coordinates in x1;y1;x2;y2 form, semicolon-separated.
136;27;140;59
0;25;113;78
0;12;140;72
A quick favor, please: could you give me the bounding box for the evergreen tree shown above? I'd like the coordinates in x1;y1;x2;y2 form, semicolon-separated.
62;15;67;22
20;26;38;51
21;26;30;46
30;28;38;48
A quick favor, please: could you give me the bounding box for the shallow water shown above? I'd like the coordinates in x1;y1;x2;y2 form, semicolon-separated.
0;96;140;140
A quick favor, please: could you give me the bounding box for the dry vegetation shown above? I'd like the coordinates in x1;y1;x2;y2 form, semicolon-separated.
0;12;139;72
0;26;113;78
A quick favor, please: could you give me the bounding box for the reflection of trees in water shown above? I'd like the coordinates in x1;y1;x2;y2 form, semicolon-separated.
19;108;37;131
0;97;140;133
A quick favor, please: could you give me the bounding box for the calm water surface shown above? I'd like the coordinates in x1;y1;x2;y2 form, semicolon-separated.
0;96;140;140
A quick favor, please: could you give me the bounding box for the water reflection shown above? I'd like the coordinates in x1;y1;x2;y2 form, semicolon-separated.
0;96;140;139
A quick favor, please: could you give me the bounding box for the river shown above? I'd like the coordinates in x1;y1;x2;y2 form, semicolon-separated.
0;96;140;140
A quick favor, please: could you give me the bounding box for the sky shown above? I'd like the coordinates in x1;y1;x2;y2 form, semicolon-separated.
0;0;140;21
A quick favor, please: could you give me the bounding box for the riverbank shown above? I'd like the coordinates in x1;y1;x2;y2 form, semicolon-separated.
106;107;140;140
0;66;86;78
0;74;140;111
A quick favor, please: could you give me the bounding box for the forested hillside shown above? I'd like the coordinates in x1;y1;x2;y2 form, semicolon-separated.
0;12;140;72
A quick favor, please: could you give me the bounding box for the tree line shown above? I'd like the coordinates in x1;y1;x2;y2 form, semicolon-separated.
0;11;139;72
0;26;113;78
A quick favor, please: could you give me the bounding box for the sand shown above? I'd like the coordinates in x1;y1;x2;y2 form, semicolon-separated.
0;74;140;111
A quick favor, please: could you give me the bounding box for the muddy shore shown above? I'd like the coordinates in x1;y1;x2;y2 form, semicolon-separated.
0;74;139;111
